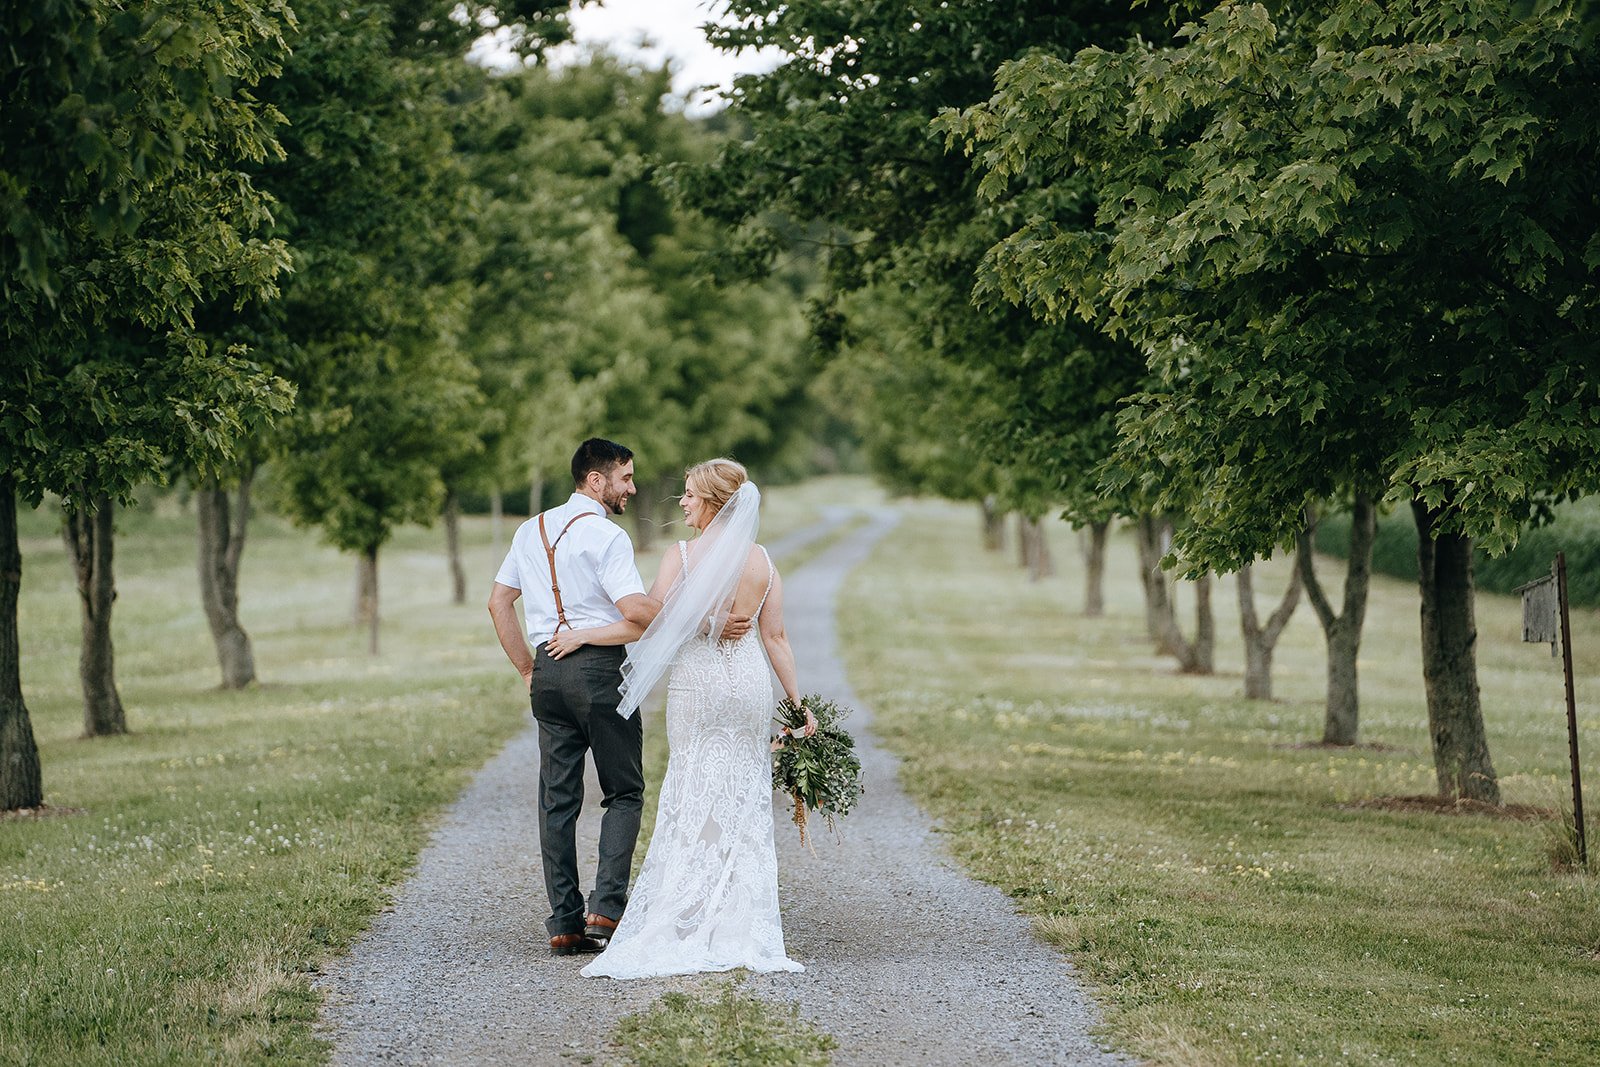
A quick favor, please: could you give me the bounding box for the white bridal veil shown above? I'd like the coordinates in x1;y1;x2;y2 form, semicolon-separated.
616;481;761;718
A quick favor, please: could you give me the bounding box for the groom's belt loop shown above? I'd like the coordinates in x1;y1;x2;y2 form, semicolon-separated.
539;510;596;633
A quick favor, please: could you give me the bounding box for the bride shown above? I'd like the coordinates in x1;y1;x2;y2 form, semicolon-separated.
545;458;816;979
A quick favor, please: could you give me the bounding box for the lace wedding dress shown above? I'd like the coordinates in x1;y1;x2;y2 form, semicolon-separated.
582;544;802;979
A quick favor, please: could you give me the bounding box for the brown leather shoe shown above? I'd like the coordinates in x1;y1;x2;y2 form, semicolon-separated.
549;932;603;956
584;913;618;945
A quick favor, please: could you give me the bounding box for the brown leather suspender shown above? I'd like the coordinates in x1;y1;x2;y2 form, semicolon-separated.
538;510;596;632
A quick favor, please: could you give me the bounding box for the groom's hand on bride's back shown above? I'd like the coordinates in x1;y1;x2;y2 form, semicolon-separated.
721;613;753;642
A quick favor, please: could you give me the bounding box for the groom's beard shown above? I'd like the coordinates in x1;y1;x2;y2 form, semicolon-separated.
602;487;629;515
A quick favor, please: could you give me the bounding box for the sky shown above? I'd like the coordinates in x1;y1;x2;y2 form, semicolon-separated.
469;0;787;116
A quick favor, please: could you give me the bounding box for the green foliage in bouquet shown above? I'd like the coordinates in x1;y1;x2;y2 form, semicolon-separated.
772;694;863;845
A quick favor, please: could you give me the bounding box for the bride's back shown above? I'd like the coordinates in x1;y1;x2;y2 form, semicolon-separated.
726;545;774;618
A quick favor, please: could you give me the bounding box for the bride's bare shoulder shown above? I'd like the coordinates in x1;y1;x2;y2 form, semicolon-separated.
741;544;774;578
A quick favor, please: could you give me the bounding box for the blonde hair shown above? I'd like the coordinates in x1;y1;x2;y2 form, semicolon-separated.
685;458;748;515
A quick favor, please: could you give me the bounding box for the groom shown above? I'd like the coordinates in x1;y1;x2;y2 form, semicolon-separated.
488;439;748;956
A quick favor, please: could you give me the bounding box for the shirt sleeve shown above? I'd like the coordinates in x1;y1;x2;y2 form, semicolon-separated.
597;528;646;603
493;528;523;589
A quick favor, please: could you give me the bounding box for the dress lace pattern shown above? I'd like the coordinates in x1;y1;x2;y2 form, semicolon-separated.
582;545;801;979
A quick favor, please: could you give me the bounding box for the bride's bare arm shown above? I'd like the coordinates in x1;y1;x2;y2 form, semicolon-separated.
757;573;814;735
646;544;683;601
545;616;643;659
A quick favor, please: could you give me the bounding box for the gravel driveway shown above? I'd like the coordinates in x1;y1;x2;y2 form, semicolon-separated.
316;507;1131;1065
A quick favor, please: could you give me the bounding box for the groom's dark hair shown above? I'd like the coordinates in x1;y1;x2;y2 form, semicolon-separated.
572;438;634;486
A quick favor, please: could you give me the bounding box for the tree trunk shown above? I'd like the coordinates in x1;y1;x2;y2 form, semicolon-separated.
1241;609;1271;699
444;488;467;605
1412;499;1499;803
1020;516;1054;581
632;482;655;553
490;488;505;560
631;475;673;553
355;546;380;655
981;496;1005;552
529;474;545;518
1323;621;1362;743
1298;497;1375;745
0;480;43;810
1135;514;1212;673
1237;558;1303;700
657;474;678;541
1191;572;1215;675
1135;514;1175;649
1015;512;1030;571
196;471;257;689
1081;520;1109;617
63;494;125;736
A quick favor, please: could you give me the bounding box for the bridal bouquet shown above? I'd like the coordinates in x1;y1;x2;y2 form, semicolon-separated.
772;694;863;846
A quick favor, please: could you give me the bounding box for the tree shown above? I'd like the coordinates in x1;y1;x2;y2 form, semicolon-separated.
3;0;295;760
236;0;577;651
946;0;1600;800
820;273;1018;546
1297;498;1376;744
1237;556;1303;701
195;466;258;686
463;56;813;547
275;338;483;654
1134;515;1215;675
0;484;37;810
612;231;809;547
182;0;572;669
675;1;1170;587
450;60;655;556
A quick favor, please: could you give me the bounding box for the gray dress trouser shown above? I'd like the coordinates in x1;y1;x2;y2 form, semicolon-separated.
528;643;643;937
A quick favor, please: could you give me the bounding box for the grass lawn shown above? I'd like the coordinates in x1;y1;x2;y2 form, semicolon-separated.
841;497;1600;1067
0;476;864;1066
613;979;835;1067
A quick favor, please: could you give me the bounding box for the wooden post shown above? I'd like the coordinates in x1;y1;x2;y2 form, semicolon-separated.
1518;557;1586;866
1556;553;1587;867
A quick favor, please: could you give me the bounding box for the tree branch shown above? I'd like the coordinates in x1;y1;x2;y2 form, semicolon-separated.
1262;555;1304;644
1341;493;1376;623
1296;506;1337;631
1237;562;1261;635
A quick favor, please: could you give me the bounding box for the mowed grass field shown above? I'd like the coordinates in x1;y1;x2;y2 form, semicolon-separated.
0;478;855;1066
841;497;1600;1066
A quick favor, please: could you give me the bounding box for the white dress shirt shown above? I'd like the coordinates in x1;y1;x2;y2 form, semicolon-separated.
494;493;646;646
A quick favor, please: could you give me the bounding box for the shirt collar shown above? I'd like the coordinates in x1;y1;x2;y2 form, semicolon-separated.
567;492;607;518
